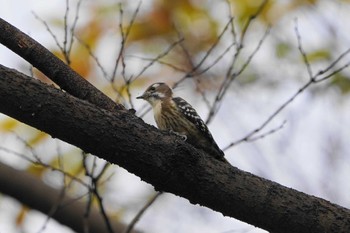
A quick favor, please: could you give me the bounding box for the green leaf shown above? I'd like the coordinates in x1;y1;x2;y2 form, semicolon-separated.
306;49;331;62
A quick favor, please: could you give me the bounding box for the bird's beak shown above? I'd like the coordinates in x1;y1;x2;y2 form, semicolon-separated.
136;93;145;99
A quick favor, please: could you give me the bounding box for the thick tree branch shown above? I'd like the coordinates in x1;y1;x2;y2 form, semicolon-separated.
0;65;349;233
0;161;140;233
0;17;124;112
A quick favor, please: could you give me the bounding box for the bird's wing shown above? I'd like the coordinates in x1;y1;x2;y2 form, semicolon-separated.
172;97;213;140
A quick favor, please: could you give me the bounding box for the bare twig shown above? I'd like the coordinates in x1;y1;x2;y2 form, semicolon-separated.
32;12;64;53
314;47;350;80
128;55;188;72
0;146;88;188
173;17;235;88
240;0;268;43
83;153;114;233
294;19;313;80
131;38;185;82
123;192;163;233
315;62;350;83
223;120;287;150
203;0;269;124
67;0;83;54
206;25;271;124
76;36;109;79
223;24;350;152
111;1;142;81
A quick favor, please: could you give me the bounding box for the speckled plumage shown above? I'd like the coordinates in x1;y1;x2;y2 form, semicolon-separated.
137;82;224;159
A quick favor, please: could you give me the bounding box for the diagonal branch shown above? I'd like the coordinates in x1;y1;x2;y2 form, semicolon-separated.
0;64;349;233
0;17;124;112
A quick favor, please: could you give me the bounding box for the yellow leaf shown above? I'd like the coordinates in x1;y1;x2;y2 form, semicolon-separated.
27;131;49;146
49;148;85;178
27;163;47;177
16;206;29;226
305;50;331;62
331;74;350;94
0;118;18;132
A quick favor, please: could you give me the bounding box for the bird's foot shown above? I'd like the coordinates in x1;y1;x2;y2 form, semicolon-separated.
169;130;187;141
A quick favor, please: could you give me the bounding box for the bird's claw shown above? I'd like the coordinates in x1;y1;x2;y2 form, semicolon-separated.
169;130;187;141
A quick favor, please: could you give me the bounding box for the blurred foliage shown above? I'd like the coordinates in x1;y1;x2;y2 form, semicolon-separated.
15;206;28;227
229;0;318;25
275;42;292;58
330;73;350;94
0;118;18;132
305;49;331;63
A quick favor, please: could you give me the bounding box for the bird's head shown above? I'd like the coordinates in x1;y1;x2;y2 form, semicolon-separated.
137;82;173;106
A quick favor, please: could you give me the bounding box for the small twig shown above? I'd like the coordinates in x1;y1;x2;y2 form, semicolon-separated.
128;55;188;72
224;30;350;151
223;120;287;150
294;19;313;80
315;62;350;83
76;36;110;80
195;41;236;76
63;0;70;59
0;146;88;188
226;0;237;46
192;17;234;73
240;0;268;43
94;188;114;233
173;17;235;88
111;1;142;82
123;192;163;233
83;152;114;233
67;0;83;54
314;47;350;79
206;25;271;124
32;12;64;53
131;38;185;82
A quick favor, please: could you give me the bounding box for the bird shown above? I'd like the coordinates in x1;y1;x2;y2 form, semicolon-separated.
136;82;225;160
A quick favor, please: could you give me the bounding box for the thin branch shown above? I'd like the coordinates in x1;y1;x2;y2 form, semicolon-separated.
32;12;64;53
203;0;269;124
83;153;114;233
76;36;110;80
173;17;235;88
67;0;83;54
294;19;313;80
192;17;234;73
0;146;89;188
223;120;287;150
63;0;70;63
226;0;237;46
128;55;188;72
315;62;350;83
315;47;350;78
131;38;185;82
111;1;142;81
224;32;350;152
206;26;271;124
195;41;236;76
240;0;268;43
124;192;163;233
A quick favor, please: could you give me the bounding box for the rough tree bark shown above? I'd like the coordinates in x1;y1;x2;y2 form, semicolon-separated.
0;64;350;233
0;17;124;112
1;17;350;233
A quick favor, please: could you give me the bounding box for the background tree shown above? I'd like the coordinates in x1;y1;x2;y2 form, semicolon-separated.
0;0;350;233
